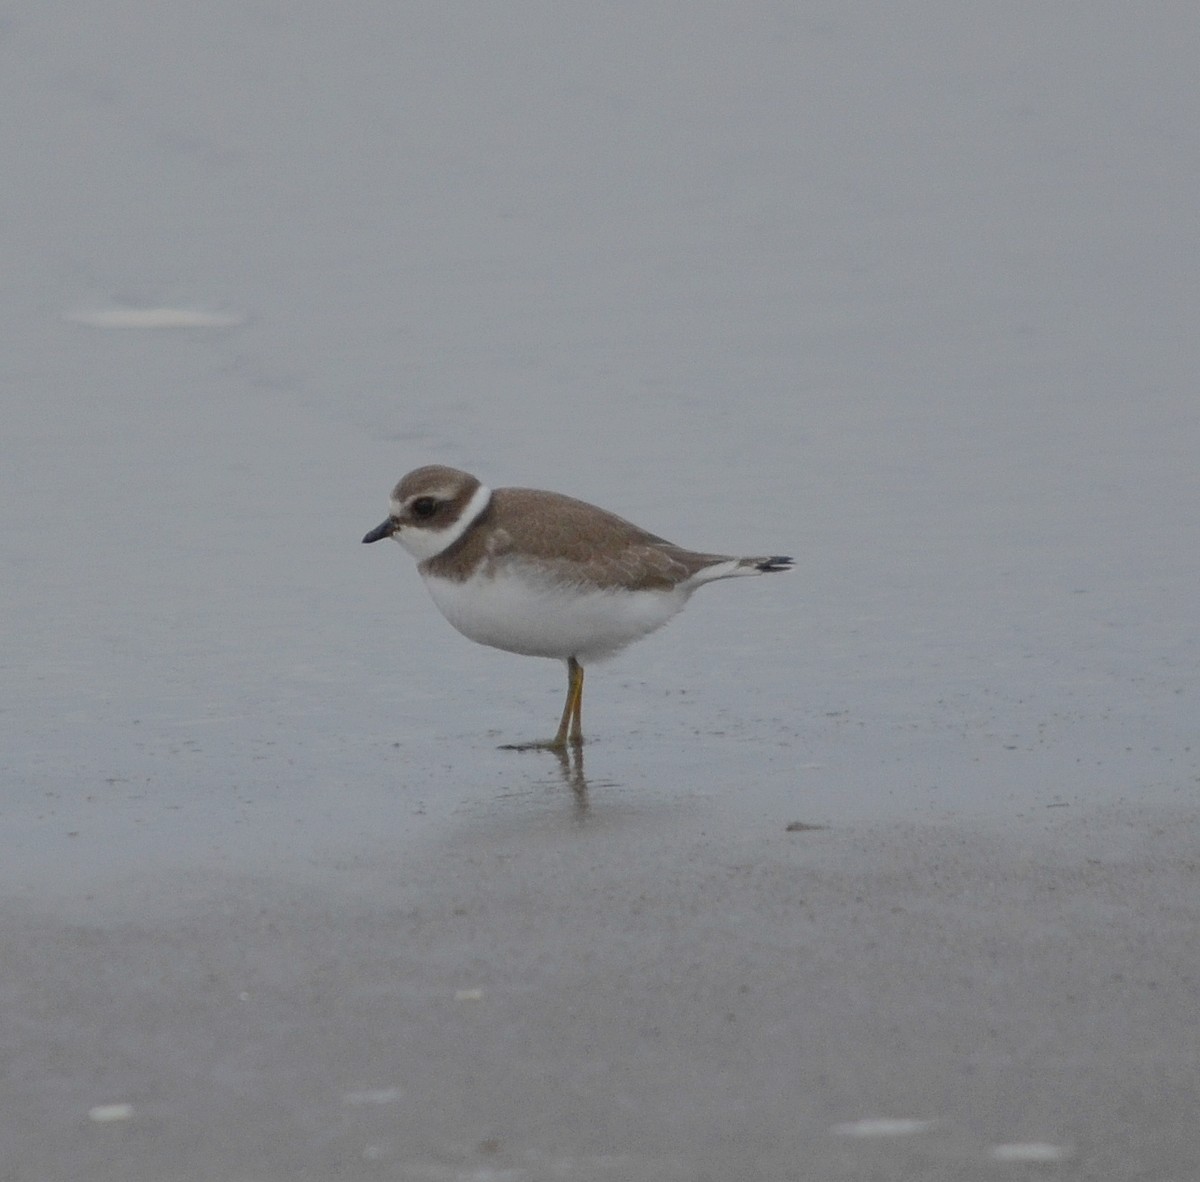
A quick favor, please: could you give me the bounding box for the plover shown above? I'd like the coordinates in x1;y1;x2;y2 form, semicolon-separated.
363;465;792;749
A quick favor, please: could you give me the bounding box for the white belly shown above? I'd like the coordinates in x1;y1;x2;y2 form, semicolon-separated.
423;566;689;663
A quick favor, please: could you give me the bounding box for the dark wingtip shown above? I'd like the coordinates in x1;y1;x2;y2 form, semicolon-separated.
755;555;794;573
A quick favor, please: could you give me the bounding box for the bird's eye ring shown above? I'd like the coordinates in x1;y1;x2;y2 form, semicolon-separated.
411;496;438;519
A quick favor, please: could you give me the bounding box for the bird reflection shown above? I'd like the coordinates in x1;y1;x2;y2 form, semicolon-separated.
512;741;591;815
498;740;625;821
549;743;589;813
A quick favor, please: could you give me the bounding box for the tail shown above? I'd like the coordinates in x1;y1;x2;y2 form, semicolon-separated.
687;554;794;586
749;555;793;573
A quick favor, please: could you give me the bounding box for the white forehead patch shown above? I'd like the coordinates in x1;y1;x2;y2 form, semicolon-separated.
393;482;492;561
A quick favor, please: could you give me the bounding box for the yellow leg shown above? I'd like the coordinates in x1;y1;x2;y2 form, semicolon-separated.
568;658;584;744
502;656;585;751
553;657;584;748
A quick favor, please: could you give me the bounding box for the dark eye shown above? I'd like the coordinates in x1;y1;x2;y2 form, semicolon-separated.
411;496;438;519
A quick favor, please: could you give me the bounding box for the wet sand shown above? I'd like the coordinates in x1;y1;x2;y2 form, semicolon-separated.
4;749;1197;1181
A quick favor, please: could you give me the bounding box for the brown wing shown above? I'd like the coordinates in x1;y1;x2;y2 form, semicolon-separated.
439;487;732;591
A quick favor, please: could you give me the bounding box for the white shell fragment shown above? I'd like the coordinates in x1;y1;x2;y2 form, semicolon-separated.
989;1141;1074;1162
830;1117;935;1137
342;1087;403;1106
65;307;245;329
88;1103;134;1122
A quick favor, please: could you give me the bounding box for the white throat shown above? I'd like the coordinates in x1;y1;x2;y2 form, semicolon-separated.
394;482;492;561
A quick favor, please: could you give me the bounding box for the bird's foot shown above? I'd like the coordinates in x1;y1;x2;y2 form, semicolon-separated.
499;735;584;753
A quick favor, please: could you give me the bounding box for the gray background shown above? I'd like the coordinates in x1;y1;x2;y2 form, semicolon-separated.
2;4;1198;1179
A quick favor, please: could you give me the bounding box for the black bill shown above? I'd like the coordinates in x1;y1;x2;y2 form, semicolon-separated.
362;520;395;544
